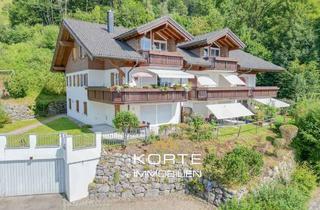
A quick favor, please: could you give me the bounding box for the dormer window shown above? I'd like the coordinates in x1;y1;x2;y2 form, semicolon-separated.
211;47;220;57
153;40;167;51
141;37;151;50
203;46;220;57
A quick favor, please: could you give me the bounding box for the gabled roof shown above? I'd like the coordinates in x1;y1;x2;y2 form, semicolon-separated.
177;48;211;67
178;28;245;49
114;16;194;41
63;18;144;61
229;50;285;72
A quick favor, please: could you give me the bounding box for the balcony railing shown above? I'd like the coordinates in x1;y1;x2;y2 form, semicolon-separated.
189;86;279;100
140;50;184;66
251;86;279;98
87;87;188;104
204;56;238;71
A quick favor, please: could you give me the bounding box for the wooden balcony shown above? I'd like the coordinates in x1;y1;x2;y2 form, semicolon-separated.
140;50;184;66
189;86;279;100
251;86;279;98
204;56;238;71
87;87;188;104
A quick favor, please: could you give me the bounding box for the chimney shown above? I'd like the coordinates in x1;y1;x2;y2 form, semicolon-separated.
107;10;114;33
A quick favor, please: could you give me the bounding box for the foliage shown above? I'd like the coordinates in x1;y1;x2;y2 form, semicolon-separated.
292;99;320;180
204;147;263;186
4;73;28;98
220;165;317;210
187;178;205;194
189;123;214;141
113;111;139;132
291;164;317;196
0;105;10;128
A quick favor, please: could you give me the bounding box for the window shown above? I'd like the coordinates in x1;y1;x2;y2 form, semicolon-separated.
210;47;220;57
153;40;167;51
69;76;72;87
141;37;151;50
204;47;209;57
84;73;88;86
73;75;76;87
77;75;80;87
83;102;87;115
111;72;120;86
66;76;69;86
80;74;83;86
68;98;71;110
76;100;79;112
203;47;220;57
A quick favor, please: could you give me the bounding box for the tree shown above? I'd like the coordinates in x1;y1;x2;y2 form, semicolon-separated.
113;111;139;139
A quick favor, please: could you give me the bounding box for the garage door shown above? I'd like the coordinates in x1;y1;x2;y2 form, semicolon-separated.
0;159;65;196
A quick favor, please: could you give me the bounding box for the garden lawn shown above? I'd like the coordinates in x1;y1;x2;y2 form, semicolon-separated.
26;117;92;135
5;117;94;148
0;118;41;134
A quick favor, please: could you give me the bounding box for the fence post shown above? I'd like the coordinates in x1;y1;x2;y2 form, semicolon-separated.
0;136;6;160
237;125;242;138
95;132;102;152
29;135;37;149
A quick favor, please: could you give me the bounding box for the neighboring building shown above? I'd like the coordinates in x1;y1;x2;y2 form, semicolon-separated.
51;11;286;132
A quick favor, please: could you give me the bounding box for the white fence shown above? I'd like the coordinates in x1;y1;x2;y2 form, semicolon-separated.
0;133;102;202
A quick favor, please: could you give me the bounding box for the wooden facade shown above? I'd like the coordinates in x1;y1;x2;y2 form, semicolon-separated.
204;56;238;71
87;87;188;104
189;86;279;101
140;50;184;67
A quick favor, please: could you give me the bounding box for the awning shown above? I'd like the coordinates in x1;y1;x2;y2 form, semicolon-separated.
132;71;153;78
221;74;246;86
148;69;195;79
254;98;290;108
206;103;254;120
197;76;217;87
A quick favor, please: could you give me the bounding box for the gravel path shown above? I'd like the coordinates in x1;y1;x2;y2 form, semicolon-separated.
4;114;66;135
309;187;320;210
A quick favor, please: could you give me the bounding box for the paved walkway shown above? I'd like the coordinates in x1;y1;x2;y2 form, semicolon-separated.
4;114;66;135
0;194;212;210
309;187;320;210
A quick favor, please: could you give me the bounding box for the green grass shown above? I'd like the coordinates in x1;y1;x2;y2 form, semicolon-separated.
0;118;41;134
4;117;94;148
26;117;92;135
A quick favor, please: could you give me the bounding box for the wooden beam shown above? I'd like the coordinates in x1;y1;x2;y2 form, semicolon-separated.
159;29;175;39
53;66;65;71
164;27;182;40
154;31;168;40
59;41;74;47
106;59;126;80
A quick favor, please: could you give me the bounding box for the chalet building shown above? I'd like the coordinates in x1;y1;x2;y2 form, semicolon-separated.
51;11;287;132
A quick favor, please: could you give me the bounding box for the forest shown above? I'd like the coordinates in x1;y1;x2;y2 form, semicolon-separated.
0;0;319;101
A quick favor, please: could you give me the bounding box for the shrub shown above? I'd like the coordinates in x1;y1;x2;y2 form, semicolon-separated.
291;164;317;196
221;184;309;210
204;147;263;186
113;111;139;133
292;99;320;180
0;106;10;128
4;74;28;98
279;124;298;144
190;123;214;141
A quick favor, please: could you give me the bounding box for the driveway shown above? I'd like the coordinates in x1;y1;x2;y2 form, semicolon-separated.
0;194;64;210
0;194;213;210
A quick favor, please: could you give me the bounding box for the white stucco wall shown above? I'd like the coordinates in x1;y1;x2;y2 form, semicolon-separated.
123;102;182;133
0;134;102;202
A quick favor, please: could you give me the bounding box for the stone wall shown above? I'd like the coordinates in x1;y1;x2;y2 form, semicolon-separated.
47;101;66;115
4;104;35;121
89;151;295;207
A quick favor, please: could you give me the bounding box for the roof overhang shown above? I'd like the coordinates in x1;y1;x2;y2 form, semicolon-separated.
254;98;290;108
115;16;193;41
147;68;195;79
